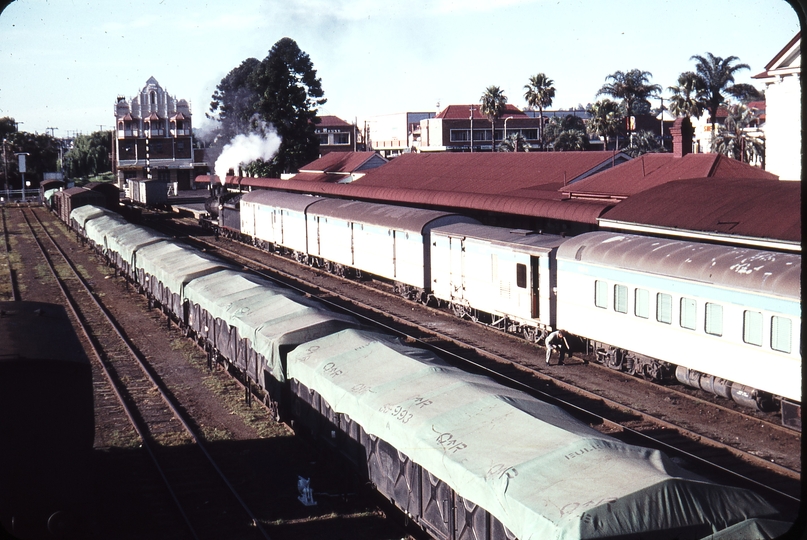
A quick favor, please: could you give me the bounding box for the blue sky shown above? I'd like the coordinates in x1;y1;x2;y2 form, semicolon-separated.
0;0;800;137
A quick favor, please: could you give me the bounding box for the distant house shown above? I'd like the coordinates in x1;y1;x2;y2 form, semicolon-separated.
113;77;205;191
418;104;546;152
315;116;361;155
290;151;388;183
753;31;801;180
365;111;436;158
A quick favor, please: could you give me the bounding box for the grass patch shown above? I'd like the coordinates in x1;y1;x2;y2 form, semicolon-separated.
172;337;289;440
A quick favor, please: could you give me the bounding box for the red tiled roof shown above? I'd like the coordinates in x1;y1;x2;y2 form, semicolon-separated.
437;104;527;120
562;153;777;199
194;175;613;224
599;177;800;243
316;115;352;127
299;151;384;173
352;152;625;196
288;172;341;183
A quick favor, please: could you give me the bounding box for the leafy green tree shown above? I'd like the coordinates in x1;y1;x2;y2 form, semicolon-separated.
0;117;18;142
586;99;623;150
208;38;326;176
597;69;661;126
3;130;61;188
480;85;508;151
689;53;751;138
667;71;707;119
63;131;112;179
712;104;765;165
523;73;555;150
622;130;665;158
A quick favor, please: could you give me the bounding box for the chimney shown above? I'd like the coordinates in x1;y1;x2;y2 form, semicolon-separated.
670;117;694;158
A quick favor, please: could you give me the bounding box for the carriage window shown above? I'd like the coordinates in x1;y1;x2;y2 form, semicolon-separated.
656;293;672;324
516;264;527;289
680;298;696;330
771;316;792;353
614;284;628;314
743;311;763;346
594;280;608;309
634;288;649;318
705;303;723;336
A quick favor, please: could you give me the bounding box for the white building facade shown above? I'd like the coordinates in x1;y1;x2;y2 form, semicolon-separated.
754;32;801;181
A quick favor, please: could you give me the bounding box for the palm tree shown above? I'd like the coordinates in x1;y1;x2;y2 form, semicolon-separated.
498;132;531;152
523;73;555;150
552;129;588;151
480;86;508;151
596;69;661;130
689;53;750;138
586;99;623;150
667;71;707;119
712;104;765;165
622;130;665;158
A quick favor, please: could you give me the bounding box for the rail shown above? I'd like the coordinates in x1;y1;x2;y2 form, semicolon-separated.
21;208;271;540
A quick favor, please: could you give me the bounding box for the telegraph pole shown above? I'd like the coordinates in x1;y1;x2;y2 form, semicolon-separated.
2;139;8;202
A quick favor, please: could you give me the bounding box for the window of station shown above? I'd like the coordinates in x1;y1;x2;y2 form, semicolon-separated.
614;284;628;314
656;293;672;324
680;298;697;330
634;288;649;318
594;280;608;309
704;303;723;336
516;263;527;289
743;311;763;346
771;316;792;353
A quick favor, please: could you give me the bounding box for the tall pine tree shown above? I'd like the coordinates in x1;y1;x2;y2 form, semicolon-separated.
208;38;326;177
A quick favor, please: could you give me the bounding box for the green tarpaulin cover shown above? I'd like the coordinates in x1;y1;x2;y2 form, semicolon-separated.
287;328;779;540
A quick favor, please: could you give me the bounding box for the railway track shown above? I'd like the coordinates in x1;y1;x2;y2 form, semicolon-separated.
161;214;801;515
19;207;272;540
0;206;17;301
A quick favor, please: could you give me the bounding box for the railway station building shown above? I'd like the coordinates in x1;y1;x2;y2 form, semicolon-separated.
112;77;205;193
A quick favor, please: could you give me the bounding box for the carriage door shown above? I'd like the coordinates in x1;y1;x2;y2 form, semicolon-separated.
391;229;397;279
531;256;540;318
450;236;465;303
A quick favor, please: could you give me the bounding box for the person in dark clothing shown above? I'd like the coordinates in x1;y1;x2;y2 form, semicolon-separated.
545;330;570;365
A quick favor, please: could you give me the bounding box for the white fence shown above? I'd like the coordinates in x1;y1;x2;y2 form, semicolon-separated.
0;189;41;203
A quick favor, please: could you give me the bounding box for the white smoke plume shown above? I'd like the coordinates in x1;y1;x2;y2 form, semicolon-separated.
214;121;282;181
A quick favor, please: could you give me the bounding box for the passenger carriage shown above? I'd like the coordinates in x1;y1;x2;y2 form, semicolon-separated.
304;198;477;297
239;190;324;256
556;231;801;428
430;223;565;341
